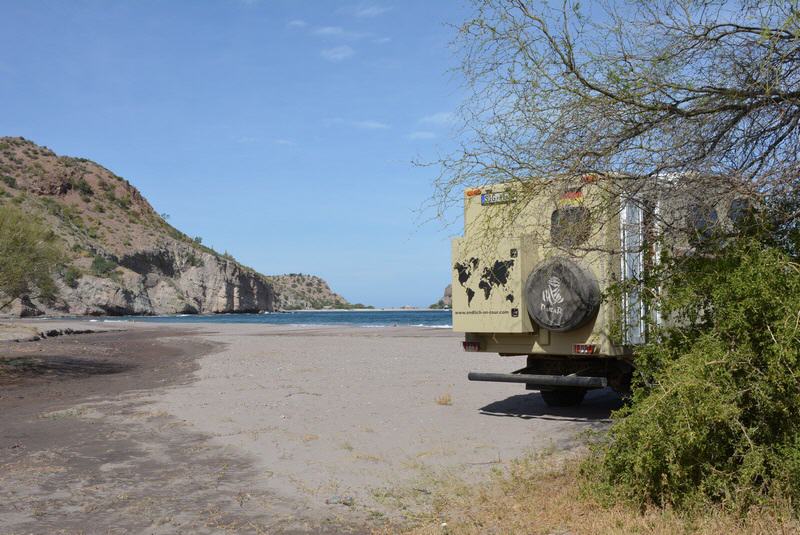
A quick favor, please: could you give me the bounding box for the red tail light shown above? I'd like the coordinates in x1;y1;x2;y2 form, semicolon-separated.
462;341;480;352
573;344;598;355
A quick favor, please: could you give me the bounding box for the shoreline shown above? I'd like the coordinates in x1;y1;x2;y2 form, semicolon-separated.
3;309;454;331
0;307;452;320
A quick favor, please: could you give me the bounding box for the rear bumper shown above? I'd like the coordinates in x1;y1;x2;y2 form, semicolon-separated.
467;371;608;389
462;331;634;359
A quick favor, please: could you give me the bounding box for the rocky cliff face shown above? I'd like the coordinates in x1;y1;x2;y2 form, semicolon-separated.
53;247;275;316
0;137;279;316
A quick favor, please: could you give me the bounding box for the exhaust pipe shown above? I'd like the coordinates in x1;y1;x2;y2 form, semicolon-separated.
467;371;607;388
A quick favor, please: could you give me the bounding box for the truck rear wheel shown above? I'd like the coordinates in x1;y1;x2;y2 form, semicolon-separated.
539;388;587;407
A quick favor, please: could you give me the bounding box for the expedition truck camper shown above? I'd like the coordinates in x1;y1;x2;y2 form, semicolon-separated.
452;176;749;406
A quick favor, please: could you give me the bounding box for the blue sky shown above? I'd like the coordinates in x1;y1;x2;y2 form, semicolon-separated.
0;0;471;307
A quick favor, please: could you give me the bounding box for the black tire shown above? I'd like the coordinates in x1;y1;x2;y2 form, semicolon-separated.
524;257;600;332
540;388;587;407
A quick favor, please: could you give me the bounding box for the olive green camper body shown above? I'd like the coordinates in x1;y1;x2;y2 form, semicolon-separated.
453;180;633;356
452;178;642;404
453;177;754;405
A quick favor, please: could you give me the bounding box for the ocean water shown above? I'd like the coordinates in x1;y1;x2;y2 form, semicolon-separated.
89;309;453;328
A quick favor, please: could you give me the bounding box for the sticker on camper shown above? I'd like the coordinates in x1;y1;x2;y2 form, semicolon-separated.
558;190;584;208
540;276;565;327
480;191;515;205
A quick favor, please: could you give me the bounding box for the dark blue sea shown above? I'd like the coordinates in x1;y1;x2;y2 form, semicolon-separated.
85;309;453;328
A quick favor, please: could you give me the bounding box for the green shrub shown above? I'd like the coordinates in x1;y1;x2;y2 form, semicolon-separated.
186;253;204;268
0;204;62;306
103;189;130;210
64;266;81;288
70;177;93;203
1;175;16;188
61;205;84;229
588;240;800;512
91;255;117;277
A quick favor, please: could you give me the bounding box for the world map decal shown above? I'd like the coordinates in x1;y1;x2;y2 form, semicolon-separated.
453;257;515;306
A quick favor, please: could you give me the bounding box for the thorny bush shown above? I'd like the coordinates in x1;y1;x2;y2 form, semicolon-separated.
588;240;800;513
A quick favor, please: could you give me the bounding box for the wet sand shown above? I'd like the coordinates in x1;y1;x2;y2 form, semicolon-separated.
0;321;622;534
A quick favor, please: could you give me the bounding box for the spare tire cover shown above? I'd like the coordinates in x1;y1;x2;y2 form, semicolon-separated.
524;257;600;332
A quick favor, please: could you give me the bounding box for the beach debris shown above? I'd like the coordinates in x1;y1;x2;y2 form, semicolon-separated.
325;495;355;506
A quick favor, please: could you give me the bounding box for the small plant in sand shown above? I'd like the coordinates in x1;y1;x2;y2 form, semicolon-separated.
435;393;452;406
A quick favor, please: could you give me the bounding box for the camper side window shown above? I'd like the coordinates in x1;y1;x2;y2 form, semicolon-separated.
550;206;591;247
688;203;719;245
729;197;756;231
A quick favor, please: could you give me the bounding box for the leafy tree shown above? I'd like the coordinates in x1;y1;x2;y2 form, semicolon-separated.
448;0;800;512
439;0;800;244
0;204;62;309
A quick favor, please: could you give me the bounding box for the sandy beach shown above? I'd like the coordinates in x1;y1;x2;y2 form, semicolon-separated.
0;321;621;534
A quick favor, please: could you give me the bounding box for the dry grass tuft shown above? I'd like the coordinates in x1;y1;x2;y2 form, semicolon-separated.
38;407;87;420
374;451;800;535
435;393;452;406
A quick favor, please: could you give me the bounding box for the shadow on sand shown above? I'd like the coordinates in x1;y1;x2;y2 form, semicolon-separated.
0;355;132;380
479;388;625;422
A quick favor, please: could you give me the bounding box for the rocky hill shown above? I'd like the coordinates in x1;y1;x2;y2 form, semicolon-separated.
0;137;349;316
430;284;452;309
267;274;352;310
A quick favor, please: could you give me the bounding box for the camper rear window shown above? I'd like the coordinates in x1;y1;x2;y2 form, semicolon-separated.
729;197;754;228
551;206;591;247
